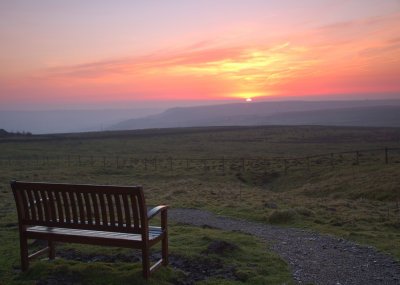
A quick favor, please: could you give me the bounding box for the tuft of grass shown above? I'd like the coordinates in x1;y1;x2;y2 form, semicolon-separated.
268;209;298;224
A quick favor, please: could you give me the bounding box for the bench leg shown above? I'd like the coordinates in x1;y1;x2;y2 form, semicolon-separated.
20;234;29;271
48;241;55;260
142;247;150;279
162;233;168;266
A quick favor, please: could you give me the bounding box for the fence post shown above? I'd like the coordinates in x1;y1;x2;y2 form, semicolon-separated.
385;147;389;164
284;159;288;174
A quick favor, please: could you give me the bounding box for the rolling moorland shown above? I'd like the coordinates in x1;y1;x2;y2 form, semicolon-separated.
0;125;400;284
109;100;400;130
2;99;400;135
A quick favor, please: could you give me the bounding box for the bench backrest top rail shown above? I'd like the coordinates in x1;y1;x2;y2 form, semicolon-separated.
11;181;148;235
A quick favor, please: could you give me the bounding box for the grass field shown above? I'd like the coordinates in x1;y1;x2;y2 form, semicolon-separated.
1;125;400;284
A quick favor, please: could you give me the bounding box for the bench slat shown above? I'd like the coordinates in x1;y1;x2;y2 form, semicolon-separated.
40;190;51;222
76;192;85;224
98;193;108;227
61;191;71;224
122;194;131;229
48;191;57;222
20;189;30;221
130;194;139;230
26;226;163;241
115;194;123;229
106;194;115;227
69;192;79;224
33;189;44;222
83;192;92;225
55;191;64;223
91;193;100;226
26;190;37;221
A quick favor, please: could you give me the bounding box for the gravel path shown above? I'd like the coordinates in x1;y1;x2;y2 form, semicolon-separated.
169;208;400;284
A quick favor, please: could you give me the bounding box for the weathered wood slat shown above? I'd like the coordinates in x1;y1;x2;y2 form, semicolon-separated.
106;194;115;227
40;190;51;222
48;191;58;222
98;193;108;227
130;194;139;229
76;192;85;224
55;191;64;223
91;193;100;226
83;192;92;225
26;190;37;221
115;194;124;229
47;191;57;222
20;189;30;221
68;192;78;224
122;194;131;229
32;189;44;222
61;191;71;223
26;225;163;240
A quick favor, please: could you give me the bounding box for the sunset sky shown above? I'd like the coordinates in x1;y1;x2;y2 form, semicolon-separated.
1;0;400;110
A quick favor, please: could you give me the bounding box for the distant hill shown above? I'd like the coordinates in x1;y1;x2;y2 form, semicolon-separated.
0;108;162;134
109;100;400;130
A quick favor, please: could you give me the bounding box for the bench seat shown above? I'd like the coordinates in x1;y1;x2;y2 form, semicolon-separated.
25;226;165;246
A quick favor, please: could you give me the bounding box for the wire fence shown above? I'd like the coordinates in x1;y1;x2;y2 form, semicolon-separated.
1;147;399;174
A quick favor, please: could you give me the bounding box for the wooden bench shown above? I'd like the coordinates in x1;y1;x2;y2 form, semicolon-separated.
11;180;169;279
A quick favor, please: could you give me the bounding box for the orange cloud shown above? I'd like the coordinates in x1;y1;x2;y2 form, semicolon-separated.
4;12;398;104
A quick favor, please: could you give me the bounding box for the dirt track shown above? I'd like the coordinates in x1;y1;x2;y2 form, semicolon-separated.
170;208;400;284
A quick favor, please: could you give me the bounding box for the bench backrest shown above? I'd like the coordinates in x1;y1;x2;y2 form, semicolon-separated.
11;181;148;235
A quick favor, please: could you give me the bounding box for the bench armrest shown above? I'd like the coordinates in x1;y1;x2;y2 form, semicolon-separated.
147;205;170;220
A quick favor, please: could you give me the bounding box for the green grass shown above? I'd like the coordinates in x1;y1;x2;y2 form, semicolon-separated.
1;125;400;283
3;222;292;284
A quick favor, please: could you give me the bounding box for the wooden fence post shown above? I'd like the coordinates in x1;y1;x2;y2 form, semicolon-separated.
385;147;388;164
355;151;359;165
284;159;288;174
